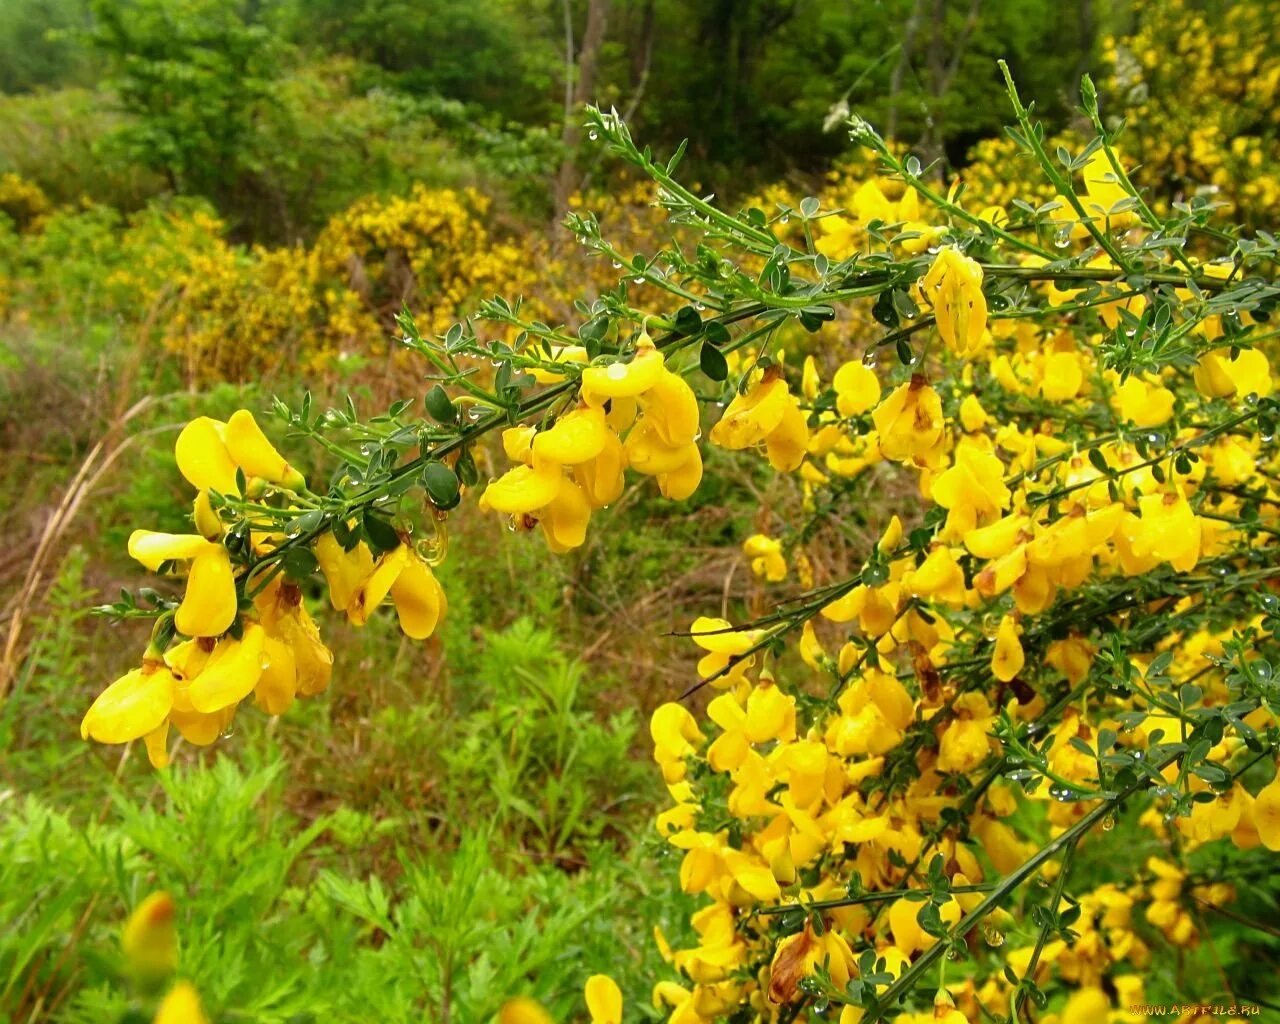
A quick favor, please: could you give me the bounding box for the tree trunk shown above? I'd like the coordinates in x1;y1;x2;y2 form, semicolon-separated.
554;0;610;223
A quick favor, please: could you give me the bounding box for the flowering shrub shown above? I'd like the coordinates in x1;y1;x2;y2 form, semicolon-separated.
79;61;1280;1024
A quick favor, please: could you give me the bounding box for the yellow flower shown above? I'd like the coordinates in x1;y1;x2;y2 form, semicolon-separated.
1193;347;1273;400
127;531;238;638
585;974;623;1024
710;372;794;447
1124;490;1202;572
175;416;240;496
225;409;304;488
871;376;945;467
991;615;1025;682
743;534;786;581
154;981;208;1024
937;693;996;773
1080;150;1138;230
122;891;178;980
1113;373;1175;427
932;443;1010;535
832;361;881;416
82;663;176;746
499;997;554;1024
922;247;987;355
1255;771;1280;851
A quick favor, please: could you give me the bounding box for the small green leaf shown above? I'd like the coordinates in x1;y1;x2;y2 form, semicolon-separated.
362;511;401;553
699;342;729;381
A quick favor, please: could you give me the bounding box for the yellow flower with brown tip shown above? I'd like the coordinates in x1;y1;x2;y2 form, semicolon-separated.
123;891;178;981
922;246;987;355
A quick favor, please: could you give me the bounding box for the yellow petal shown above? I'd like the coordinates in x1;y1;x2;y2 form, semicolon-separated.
1255;774;1280;851
143;722;170;769
348;545;409;625
833;362;881;416
480;461;563;514
175;417;239;495
992;615;1025;682
574;429;628;508
315;533;375;612
279;601;333;697
656;444;702;500
581;345;665;401
390;556;447;639
540;477;592;552
187;624;265;713
641;369;700;446
174;546;238;638
585;974;623;1024
256;635;297;715
226;409;290;483
128;531;217;573
532;407;609;464
81;666;175;744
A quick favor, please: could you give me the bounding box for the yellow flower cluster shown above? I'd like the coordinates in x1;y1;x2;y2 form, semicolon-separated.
80;410;445;766
479;334;703;548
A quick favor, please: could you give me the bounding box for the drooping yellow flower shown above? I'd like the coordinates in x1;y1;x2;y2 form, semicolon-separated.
709;371;808;471
122;891;178;981
872;376;945;467
585;974;623;1024
388;554;448;639
175;545;237;638
922;247;987;355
